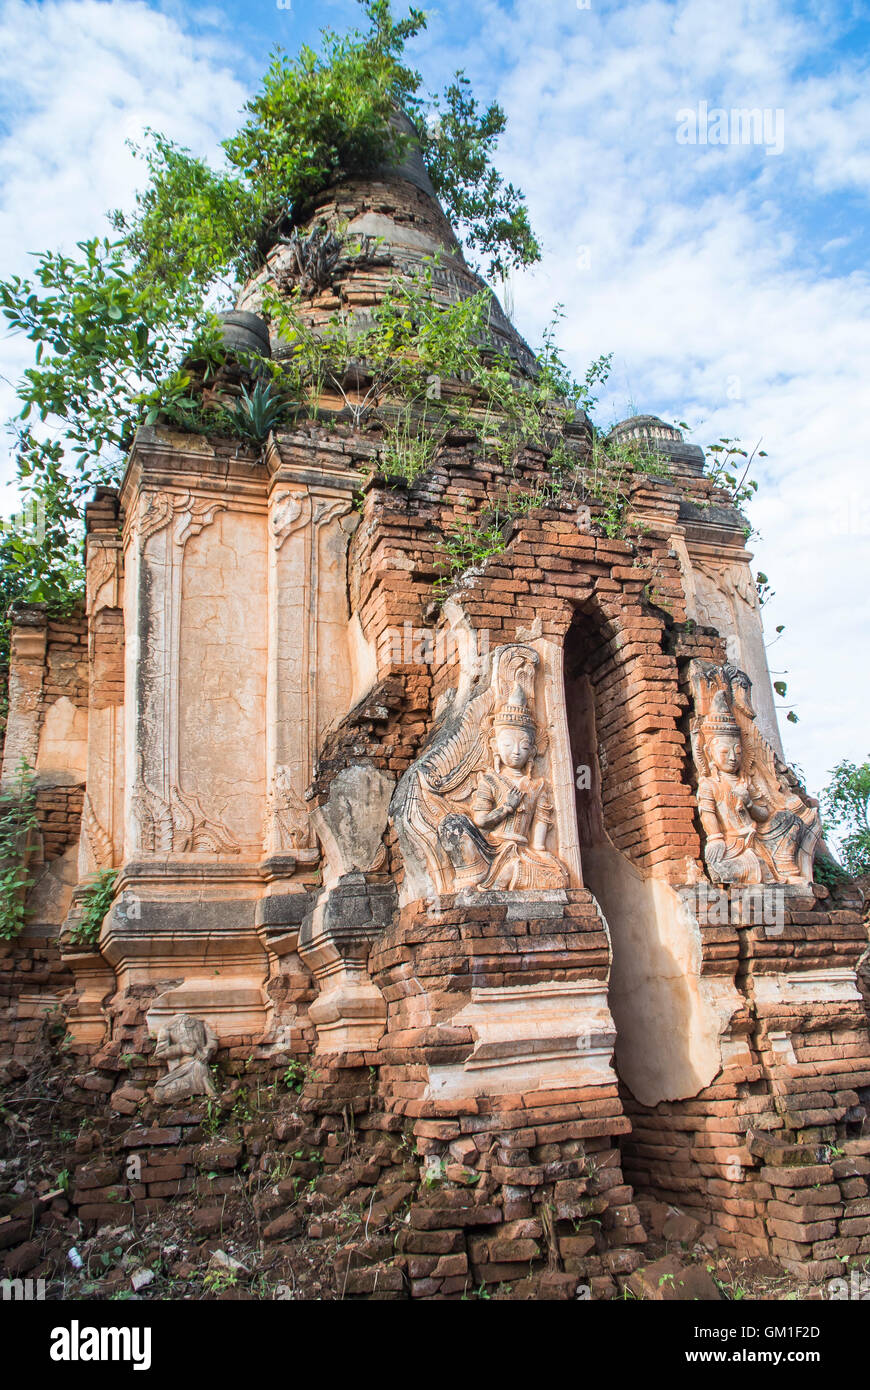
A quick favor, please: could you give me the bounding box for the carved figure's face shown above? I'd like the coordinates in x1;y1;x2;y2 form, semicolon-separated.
710;734;741;774
173;1017;203;1048
495;726;535;770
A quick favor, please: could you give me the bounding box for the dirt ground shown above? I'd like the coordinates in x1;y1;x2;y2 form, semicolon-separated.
1;1028;859;1304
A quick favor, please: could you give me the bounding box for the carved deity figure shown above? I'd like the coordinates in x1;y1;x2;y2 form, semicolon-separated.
397;644;568;894
690;663;821;886
439;685;565;890
266;764;315;854
153;1013;218;1103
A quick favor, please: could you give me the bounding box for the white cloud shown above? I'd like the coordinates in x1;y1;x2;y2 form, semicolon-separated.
0;0;249;510
0;0;867;802
427;0;870;797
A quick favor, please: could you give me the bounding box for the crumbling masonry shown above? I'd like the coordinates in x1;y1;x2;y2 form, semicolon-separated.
2;128;869;1298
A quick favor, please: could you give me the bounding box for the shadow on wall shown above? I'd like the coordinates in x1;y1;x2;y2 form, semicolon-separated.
564;607;737;1108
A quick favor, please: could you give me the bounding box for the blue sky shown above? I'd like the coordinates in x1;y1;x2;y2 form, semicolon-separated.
0;0;868;802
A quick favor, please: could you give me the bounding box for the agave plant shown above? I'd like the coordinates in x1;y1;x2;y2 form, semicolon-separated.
232;379;294;441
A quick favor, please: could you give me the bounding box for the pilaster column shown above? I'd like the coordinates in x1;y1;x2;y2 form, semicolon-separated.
78;490;125;875
263;440;358;873
1;606;48;787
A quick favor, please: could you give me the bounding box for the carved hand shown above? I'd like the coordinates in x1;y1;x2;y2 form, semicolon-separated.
478;786;523;829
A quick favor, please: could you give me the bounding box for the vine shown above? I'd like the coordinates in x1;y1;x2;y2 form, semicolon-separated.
264;263;670;592
67;869;119;949
701;436;766;546
0;761;40;940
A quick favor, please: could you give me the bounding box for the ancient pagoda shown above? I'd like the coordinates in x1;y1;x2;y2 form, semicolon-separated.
2;114;868;1299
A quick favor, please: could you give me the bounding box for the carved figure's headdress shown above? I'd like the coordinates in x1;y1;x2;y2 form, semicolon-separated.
700;690;740;738
493;683;537;734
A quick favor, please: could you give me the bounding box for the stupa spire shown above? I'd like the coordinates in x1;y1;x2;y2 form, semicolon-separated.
235;108;536;375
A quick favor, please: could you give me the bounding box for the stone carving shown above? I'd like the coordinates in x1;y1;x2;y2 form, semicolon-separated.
694;559;758;615
132;777;240;855
153;1013;218;1103
265;765;315;853
264;481;354;869
85;544;120;618
689;662;821;885
129;489;248;856
270;489;306;549
136;491;226;548
81;793;114;872
399;644;568;893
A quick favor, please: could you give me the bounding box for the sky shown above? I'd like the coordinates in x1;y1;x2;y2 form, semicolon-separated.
0;0;867;802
